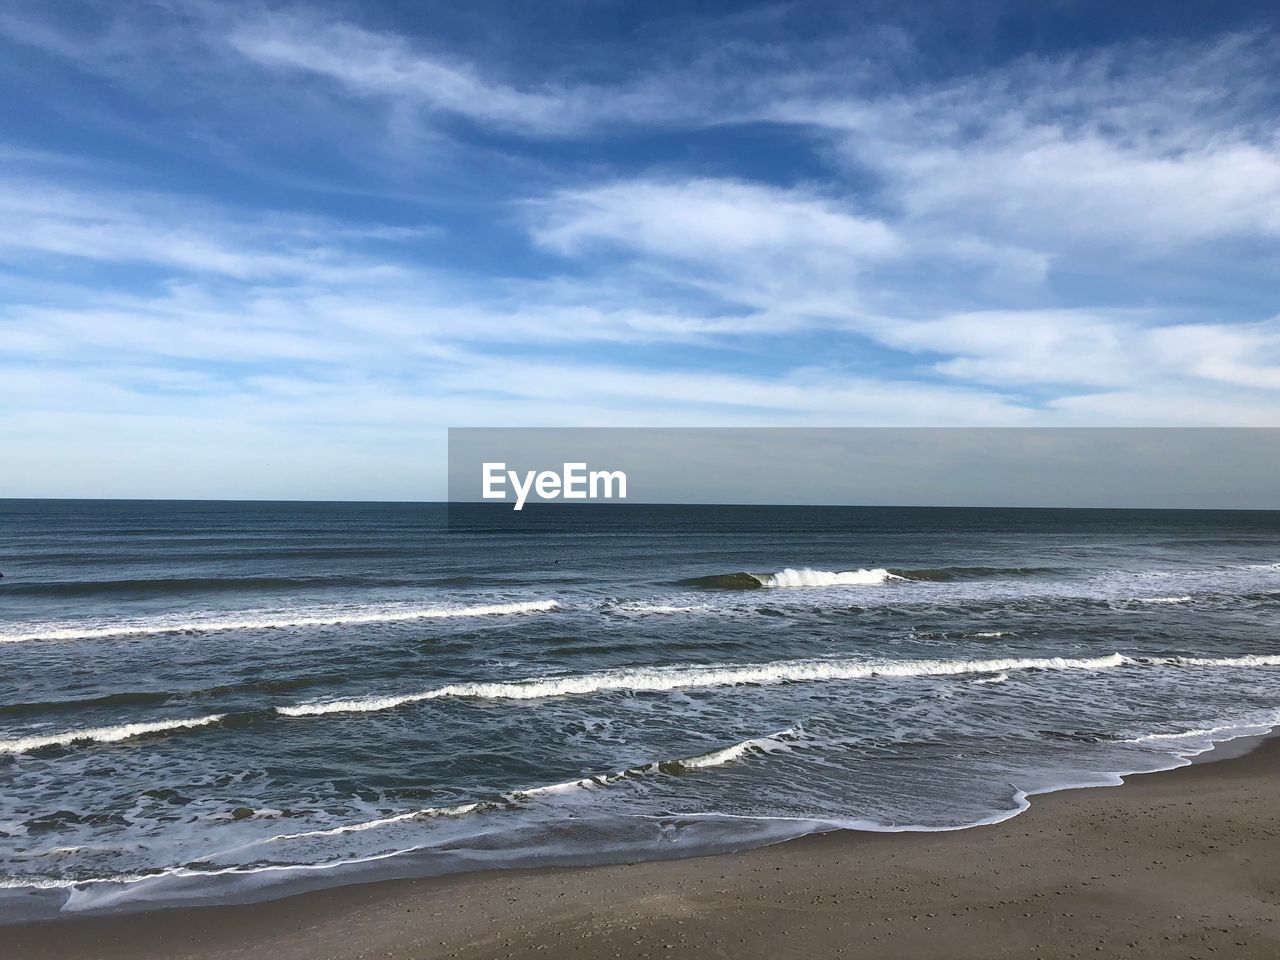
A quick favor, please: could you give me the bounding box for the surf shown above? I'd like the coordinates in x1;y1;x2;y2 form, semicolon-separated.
681;568;903;589
0;599;560;644
277;653;1129;717
0;715;226;754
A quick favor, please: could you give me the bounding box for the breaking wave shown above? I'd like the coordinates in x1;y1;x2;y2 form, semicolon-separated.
9;726;802;881
759;568;903;588
278;653;1128;717
512;725;802;798
0;600;559;644
887;565;1058;582
679;564;1059;590
0;715;225;754
22;653;1275;754
681;568;902;589
1161;654;1280;667
1121;709;1280;745
0;575;397;598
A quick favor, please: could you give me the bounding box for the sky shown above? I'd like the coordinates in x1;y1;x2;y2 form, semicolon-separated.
2;0;1279;500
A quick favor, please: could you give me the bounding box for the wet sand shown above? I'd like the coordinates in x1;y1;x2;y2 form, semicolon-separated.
9;738;1280;959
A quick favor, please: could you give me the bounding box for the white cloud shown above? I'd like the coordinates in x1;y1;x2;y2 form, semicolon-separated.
889;136;1280;251
876;309;1280;400
1147;321;1280;391
226;18;575;135
787;34;1280;253
0;179;410;283
221;12;728;138
534;179;899;260
529;178;905;321
877;310;1140;387
4;9;1280;499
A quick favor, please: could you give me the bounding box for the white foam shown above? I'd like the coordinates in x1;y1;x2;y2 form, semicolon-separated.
0;843;423;895
614;603;709;614
1132;596;1193;605
0;715;225;754
278;653;1128;717
1121;709;1280;745
0;600;559;644
209;727;801;860
513;726;800;798
0;726;806;903
1166;654;1280;667
678;727;799;769
757;568;904;588
264;802;485;843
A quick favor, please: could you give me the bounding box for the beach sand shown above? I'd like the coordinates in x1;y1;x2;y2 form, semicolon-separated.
9;737;1280;959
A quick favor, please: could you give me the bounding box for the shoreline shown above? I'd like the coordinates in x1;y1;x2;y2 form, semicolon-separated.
0;725;1261;924
9;731;1280;959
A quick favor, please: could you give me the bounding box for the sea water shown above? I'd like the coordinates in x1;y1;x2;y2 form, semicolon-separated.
2;500;1279;917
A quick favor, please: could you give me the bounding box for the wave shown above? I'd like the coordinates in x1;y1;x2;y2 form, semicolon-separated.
2;726;802;899
261;801;489;843
514;726;802;797
760;568;903;588
0;599;559;644
0;691;173;716
681;565;1062;590
278;653;1127;717
0;715;225;754
15;652;1275;753
1131;596;1193;605
678;572;767;590
250;727;802;847
681;568;901;590
0;575;401;598
0;676;327;717
1161;654;1280;667
1121;709;1280;745
610;602;709;615
887;566;1058;582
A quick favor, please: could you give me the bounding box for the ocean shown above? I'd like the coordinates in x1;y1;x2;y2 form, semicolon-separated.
3;499;1280;919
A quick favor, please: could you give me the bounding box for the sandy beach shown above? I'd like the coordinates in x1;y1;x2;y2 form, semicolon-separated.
8;736;1279;960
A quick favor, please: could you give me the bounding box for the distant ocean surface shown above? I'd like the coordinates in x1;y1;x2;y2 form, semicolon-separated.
4;500;1280;919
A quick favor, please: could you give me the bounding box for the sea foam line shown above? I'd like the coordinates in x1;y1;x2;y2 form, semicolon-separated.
14;653;1273;755
277;653;1127;717
1165;654;1280;667
0;715;225;754
238;726;803;848
0;600;559;644
1120;708;1280;745
513;725;801;798
613;603;710;615
2;726;801;892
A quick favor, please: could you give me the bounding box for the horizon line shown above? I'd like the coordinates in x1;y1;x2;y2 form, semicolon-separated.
2;497;1278;512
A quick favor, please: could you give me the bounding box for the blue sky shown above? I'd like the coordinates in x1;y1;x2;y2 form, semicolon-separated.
2;1;1279;499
